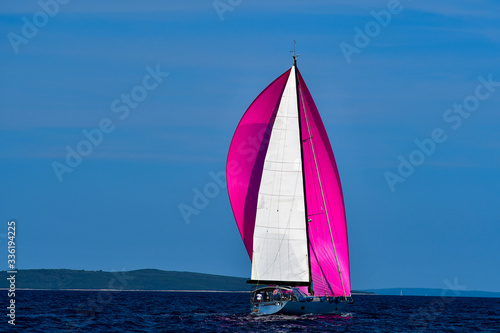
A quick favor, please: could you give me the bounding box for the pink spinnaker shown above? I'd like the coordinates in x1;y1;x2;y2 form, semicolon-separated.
226;65;350;297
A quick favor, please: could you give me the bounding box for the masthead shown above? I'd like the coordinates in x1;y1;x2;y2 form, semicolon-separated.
291;40;299;65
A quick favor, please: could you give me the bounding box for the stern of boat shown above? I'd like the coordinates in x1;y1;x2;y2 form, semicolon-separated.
250;286;295;315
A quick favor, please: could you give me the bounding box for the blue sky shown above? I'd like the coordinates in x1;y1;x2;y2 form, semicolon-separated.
1;0;499;292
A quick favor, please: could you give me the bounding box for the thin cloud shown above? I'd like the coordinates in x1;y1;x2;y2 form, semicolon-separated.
1;1;212;14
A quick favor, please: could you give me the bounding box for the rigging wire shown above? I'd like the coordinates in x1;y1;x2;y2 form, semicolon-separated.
298;77;347;300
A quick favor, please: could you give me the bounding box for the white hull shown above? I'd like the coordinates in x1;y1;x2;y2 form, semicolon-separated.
252;298;347;315
250;286;350;316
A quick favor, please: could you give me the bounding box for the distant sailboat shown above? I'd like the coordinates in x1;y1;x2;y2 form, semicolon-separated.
226;54;352;315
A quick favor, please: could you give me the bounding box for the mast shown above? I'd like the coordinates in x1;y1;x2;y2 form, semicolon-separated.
293;54;314;295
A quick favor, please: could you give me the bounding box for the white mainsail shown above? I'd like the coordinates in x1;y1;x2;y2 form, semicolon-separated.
250;65;309;284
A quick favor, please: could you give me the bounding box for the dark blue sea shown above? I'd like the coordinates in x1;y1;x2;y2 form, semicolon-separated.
3;290;499;332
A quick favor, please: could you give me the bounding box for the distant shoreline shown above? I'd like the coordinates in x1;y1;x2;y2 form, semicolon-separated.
1;288;372;295
1;269;498;297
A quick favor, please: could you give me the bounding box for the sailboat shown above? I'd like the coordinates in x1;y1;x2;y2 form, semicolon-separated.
226;54;352;315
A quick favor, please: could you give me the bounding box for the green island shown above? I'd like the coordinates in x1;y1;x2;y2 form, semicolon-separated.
2;269;498;297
